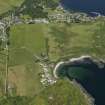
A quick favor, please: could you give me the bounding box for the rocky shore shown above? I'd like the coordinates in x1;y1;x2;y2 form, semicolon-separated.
53;55;105;78
53;55;105;105
71;79;95;105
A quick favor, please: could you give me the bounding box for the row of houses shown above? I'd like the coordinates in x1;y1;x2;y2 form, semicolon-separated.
1;10;101;26
48;12;97;23
2;15;49;25
0;21;8;49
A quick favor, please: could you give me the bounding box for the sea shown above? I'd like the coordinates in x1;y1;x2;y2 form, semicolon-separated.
61;0;105;16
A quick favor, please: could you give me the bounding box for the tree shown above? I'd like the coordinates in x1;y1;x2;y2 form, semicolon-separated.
18;0;59;18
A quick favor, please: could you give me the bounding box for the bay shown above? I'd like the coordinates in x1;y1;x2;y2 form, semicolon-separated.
57;60;105;105
61;0;105;15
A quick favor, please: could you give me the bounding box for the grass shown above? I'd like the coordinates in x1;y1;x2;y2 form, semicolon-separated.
48;20;105;61
0;24;46;96
0;80;91;105
0;19;105;104
0;0;103;104
8;21;105;96
0;0;24;14
31;79;91;105
9;24;46;65
8;64;43;96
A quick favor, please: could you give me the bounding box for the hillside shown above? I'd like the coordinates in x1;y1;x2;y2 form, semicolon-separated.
0;0;24;14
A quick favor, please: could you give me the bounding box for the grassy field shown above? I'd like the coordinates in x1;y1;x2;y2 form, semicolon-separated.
0;19;105;104
0;0;24;14
48;20;105;61
5;20;105;96
9;24;46;65
0;80;91;105
8;64;43;96
5;24;46;96
0;0;104;105
31;79;91;105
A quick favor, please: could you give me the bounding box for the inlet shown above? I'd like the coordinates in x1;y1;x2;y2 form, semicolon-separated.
54;56;105;105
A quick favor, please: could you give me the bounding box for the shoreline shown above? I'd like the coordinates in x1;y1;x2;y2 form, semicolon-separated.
53;55;105;105
53;55;105;78
71;79;95;105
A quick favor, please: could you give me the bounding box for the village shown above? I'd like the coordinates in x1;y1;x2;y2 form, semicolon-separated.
0;4;102;27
